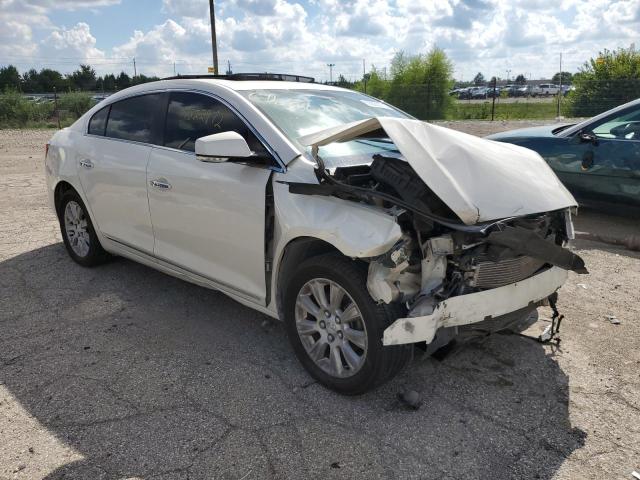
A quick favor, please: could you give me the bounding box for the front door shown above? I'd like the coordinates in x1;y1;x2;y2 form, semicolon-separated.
147;91;276;303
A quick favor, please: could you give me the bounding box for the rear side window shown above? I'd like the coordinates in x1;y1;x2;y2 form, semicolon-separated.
164;92;268;157
88;106;109;136
105;94;163;144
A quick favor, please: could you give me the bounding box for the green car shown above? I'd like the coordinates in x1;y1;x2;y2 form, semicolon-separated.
487;99;640;208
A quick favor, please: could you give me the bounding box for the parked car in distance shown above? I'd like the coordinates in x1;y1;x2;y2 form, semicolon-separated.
536;83;560;96
488;98;640;209
471;87;489;99
45;74;586;394
501;84;519;97
514;85;536;97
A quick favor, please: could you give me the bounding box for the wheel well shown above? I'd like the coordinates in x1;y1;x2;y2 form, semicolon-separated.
275;237;363;316
54;181;76;217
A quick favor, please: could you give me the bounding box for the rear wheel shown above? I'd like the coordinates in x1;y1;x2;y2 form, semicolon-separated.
58;190;110;267
284;254;412;395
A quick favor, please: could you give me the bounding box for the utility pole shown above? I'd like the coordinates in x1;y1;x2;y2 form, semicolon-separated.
209;0;219;74
506;69;511;82
327;63;335;84
227;60;232;75
362;59;366;93
133;57;137;77
557;52;563;118
173;62;176;75
491;77;497;121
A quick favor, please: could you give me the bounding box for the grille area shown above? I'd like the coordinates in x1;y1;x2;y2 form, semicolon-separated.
471;255;546;289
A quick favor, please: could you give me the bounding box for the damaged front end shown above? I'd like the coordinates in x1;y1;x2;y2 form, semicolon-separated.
285;117;587;346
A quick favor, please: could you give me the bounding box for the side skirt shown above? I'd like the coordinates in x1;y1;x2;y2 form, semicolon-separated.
101;236;280;320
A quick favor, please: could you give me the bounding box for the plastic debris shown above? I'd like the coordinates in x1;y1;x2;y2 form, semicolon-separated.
398;389;422;410
631;471;640;480
577;283;588;289
606;315;621;325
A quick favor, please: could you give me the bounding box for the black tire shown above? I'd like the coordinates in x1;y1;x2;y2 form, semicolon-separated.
58;190;110;267
283;253;412;395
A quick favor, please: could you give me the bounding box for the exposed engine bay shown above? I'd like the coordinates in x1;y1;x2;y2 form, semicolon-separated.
285;150;587;337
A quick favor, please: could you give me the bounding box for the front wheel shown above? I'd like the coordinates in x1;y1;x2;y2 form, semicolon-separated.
284;254;412;395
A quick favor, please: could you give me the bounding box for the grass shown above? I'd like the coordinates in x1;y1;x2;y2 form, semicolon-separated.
447;100;569;120
0;91;92;129
2;91;570;128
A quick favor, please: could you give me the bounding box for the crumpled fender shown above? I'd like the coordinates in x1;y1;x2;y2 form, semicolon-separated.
272;179;402;259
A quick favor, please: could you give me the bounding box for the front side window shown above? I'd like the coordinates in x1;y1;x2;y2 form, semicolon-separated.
105;94;163;144
164;92;268;157
592;105;640;140
88;105;110;136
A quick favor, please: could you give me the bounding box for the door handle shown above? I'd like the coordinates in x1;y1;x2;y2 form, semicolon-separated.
150;178;172;190
79;159;94;169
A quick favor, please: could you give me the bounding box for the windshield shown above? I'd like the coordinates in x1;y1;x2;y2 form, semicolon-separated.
240;88;411;167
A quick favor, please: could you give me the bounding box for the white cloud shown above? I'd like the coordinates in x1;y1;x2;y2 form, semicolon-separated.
0;0;639;82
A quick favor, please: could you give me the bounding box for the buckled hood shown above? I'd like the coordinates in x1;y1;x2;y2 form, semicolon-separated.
298;117;577;225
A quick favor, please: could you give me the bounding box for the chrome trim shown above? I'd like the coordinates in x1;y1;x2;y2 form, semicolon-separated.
83;88;286;173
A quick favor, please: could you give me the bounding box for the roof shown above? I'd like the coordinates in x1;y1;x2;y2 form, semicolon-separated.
163;73;315;83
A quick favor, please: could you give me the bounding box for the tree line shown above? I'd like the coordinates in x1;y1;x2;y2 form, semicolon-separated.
0;64;160;93
2;47;638;124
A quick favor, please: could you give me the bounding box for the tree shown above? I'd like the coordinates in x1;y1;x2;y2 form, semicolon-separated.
386;47;454;120
116;71;131;90
68;65;97;91
38;69;67;92
567;47;640;116
0;65;21;91
102;74;117;91
21;69;41;93
473;72;485;85
551;71;573;84
514;74;527;85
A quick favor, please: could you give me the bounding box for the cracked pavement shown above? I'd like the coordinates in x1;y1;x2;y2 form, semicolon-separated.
1;126;639;479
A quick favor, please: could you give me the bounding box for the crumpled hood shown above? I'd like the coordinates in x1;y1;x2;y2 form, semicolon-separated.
298;117;577;225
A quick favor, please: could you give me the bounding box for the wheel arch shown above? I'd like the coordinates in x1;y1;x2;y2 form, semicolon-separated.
274;236;367;318
53;180;77;217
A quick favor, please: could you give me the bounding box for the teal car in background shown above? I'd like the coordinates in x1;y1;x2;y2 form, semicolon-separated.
488;99;640;209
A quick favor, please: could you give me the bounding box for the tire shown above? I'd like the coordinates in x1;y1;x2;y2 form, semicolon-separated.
283;253;412;395
58;190;110;267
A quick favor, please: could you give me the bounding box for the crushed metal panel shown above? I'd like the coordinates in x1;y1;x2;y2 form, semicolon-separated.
299;117;578;225
382;266;568;346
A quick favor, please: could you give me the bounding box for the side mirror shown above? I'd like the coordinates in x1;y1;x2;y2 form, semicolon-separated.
577;130;599;146
195;131;252;163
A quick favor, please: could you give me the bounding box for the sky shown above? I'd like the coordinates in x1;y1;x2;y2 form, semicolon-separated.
1;0;639;82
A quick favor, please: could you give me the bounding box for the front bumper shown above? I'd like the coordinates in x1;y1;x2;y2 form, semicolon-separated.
382;266;568;346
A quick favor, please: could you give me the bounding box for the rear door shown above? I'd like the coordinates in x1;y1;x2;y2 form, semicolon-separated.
78;93;164;253
146;91;276;303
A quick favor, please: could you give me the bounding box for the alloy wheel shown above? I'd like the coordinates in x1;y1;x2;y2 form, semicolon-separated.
64;200;91;257
294;278;368;378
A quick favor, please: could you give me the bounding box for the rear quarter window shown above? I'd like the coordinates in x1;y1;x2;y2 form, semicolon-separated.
88;106;110;136
105;93;164;144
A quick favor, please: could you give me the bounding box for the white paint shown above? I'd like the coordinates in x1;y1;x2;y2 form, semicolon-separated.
382;267;569;345
299;117;578;225
195;131;253;159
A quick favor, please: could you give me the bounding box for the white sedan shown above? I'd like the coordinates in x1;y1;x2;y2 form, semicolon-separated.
45;74;586;394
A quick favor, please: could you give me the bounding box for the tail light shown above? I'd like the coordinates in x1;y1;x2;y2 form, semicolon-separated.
45;143;50;158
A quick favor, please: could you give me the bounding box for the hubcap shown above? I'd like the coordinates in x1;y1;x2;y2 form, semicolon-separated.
64;201;90;257
295;278;368;379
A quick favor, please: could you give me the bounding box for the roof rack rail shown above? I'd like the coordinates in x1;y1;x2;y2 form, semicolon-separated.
162;73;315;83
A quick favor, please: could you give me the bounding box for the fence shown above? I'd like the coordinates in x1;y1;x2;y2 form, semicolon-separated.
2;78;640;127
352;78;640;121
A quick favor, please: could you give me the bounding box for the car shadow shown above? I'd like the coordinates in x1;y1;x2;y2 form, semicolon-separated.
1;243;586;479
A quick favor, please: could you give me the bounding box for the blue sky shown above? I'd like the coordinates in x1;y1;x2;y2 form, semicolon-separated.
1;0;639;82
